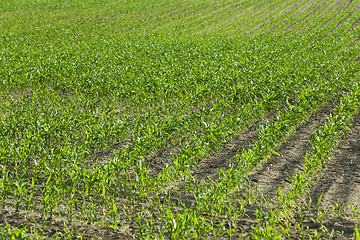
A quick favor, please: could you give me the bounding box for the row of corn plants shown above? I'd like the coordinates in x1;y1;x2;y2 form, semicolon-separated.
1;0;360;238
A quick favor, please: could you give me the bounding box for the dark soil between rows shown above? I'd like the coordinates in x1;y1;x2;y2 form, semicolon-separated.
310;112;360;216
249;103;333;198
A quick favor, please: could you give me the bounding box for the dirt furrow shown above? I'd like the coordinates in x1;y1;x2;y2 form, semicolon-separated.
349;37;360;48
235;1;282;31
348;15;360;31
193;105;290;181
192;0;246;25
249;0;303;33
88;139;133;166
225;3;269;29
193;128;258;181
331;0;360;31
220;7;253;29
155;0;246;33
152;6;214;33
248;104;333;198
284;0;329;31
316;0;359;42
270;0;317;31
249;0;306;33
300;0;344;32
146;145;180;176
309;112;360;215
321;0;351;27
158;5;191;19
237;0;292;32
204;7;252;32
198;3;251;33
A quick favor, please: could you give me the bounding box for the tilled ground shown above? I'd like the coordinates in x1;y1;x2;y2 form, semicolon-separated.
2;0;360;238
309;112;360;216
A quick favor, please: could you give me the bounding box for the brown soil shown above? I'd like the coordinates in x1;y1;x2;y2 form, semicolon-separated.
229;3;269;30
192;104;287;181
249;104;333;198
196;0;245;20
300;0;344;32
0;12;12;18
198;2;251;33
146;145;180;176
348;16;360;31
284;0;329;31
193;127;257;180
282;112;360;239
4;100;359;239
349;38;360;48
158;5;191;19
223;0;275;30
316;0;358;43
309;113;360;216
188;0;249;33
331;0;360;31
0;206;136;239
4;2;360;239
295;0;319;14
248;0;304;33
222;7;253;29
321;0;351;27
152;5;214;32
239;0;292;32
89;139;133;165
270;0;317;31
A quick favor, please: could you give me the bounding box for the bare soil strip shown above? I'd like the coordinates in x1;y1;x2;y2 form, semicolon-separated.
155;0;246;33
88;139;133;165
153;6;214;32
331;0;360;31
159;5;192;19
193;128;258;181
321;0;351;27
220;7;253;29
146;145;180;176
0;179;135;239
225;2;270;29
295;0;319;14
140;3;193;33
270;0;317;31
309;113;360;216
284;0;329;31
348;15;360;30
0;206;135;239
316;0;359;42
192;0;246;25
349;37;360;48
248;0;305;33
198;3;251;33
142;2;190;21
300;0;344;32
248;104;333;198
193;104;291;181
236;0;292;32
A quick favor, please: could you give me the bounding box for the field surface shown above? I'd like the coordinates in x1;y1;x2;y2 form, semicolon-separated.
1;0;360;239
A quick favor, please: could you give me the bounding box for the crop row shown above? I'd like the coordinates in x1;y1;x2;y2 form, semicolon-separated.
1;0;360;238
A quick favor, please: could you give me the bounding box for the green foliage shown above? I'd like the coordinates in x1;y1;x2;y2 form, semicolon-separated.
1;0;360;238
